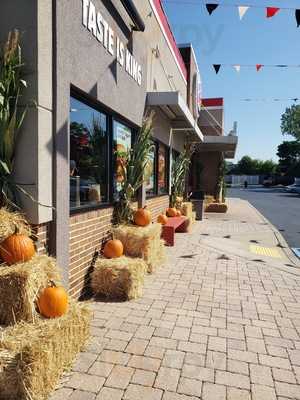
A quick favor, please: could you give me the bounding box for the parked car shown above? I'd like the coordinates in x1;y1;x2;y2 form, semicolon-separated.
285;183;300;194
263;177;275;187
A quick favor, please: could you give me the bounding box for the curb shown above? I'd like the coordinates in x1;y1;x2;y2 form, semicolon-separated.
244;199;300;267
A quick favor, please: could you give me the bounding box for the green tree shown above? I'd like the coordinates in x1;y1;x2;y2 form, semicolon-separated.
229;156;277;176
236;156;260;175
281;105;300;141
277;141;300;177
259;160;277;175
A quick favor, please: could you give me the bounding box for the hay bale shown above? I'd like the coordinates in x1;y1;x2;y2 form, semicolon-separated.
0;208;31;243
0;302;90;400
0;255;61;325
181;202;193;220
91;256;147;300
206;203;228;213
204;195;215;206
192;212;196;223
112;224;166;273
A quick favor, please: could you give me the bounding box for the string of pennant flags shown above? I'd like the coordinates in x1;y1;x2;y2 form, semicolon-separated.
240;97;299;102
205;3;300;25
163;1;300;26
211;63;300;74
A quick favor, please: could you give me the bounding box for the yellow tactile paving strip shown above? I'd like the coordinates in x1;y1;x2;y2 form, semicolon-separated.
249;245;282;259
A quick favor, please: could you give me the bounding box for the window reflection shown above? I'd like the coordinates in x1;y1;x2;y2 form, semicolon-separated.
70;97;108;209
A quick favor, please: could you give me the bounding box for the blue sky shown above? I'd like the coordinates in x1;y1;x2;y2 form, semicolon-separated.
162;0;300;162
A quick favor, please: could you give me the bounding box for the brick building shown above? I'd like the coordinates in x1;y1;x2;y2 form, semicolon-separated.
0;0;237;298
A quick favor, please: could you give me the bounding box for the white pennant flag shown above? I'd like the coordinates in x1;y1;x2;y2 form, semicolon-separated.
234;65;241;73
238;6;249;20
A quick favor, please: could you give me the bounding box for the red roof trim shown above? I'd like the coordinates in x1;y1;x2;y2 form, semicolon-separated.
201;98;224;107
152;0;188;81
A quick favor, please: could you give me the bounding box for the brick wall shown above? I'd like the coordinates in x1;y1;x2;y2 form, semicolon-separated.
146;195;169;221
69;207;113;298
32;223;50;255
192;152;222;197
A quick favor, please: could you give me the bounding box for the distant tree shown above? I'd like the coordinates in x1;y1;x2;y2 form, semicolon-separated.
236;156;260;175
259;160;277;175
277;141;300;177
228;156;277;176
281;105;300;141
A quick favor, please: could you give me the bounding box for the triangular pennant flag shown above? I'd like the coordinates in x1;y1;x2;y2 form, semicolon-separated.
296;10;300;27
266;7;280;18
213;64;221;74
206;3;219;15
238;6;249;20
233;65;241;72
256;64;263;71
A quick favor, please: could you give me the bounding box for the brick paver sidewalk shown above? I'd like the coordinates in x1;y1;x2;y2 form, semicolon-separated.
51;199;300;400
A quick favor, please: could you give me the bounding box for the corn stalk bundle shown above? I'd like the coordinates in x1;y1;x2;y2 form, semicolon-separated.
113;114;154;225
0;30;28;208
170;151;191;207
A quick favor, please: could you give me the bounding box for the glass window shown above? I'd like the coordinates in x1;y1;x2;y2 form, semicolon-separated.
70;96;108;210
145;144;157;196
158;143;168;194
113;120;132;196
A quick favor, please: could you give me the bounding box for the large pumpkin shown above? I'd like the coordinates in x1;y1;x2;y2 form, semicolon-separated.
134;207;152;227
176;210;182;217
37;282;68;318
103;239;124;259
166;208;177;217
0;233;35;265
157;214;168;225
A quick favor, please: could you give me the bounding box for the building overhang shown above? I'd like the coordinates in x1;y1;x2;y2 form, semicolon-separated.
146;91;203;142
197;135;238;159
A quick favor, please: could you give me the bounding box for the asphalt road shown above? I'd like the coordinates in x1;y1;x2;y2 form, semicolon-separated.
228;186;300;249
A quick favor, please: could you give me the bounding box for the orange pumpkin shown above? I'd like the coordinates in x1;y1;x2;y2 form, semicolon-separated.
176;210;182;217
37;282;68;318
157;214;168;225
134;207;152;227
0;233;35;265
103;239;124;259
166;208;177;217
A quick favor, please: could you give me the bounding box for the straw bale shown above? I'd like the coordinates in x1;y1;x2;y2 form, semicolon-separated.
0;302;91;400
0;207;31;243
112;224;166;273
91;256;147;300
181;202;193;220
206;203;228;213
204;195;215;206
0;255;61;325
192;212;196;223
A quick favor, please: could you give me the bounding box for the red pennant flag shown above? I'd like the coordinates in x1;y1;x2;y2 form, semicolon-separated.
266;7;280;18
256;64;263;72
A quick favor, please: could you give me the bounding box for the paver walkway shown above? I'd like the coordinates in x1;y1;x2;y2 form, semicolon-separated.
51;198;300;400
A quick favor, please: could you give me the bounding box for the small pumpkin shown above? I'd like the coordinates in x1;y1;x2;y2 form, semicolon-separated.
0;231;35;265
166;207;177;217
134;207;152;227
37;282;68;318
103;239;124;258
157;214;168;225
176;210;182;217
